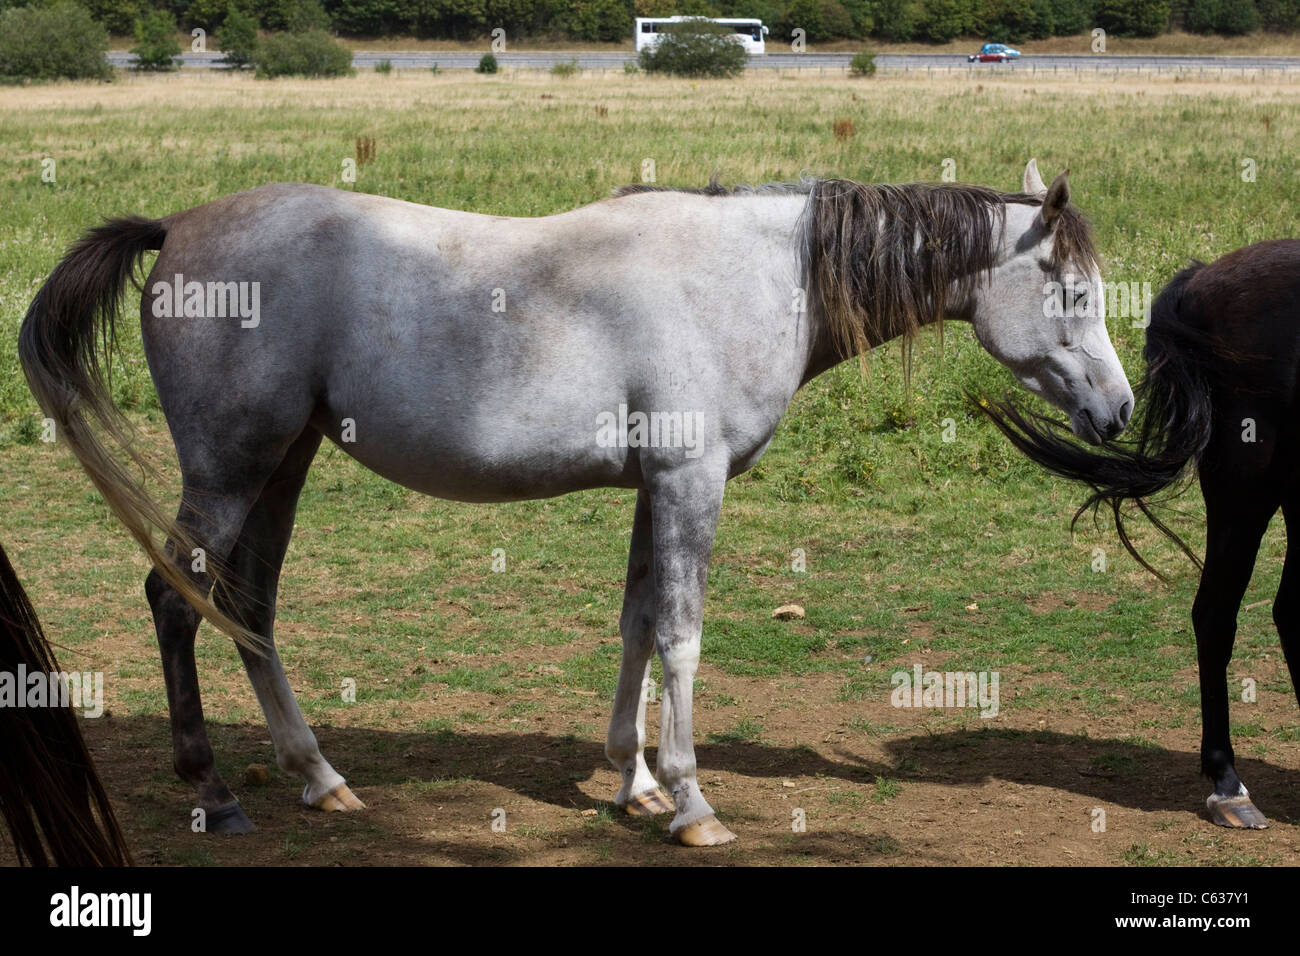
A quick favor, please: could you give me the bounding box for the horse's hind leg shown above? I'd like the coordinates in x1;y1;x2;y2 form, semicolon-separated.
1194;478;1277;829
1273;496;1300;716
147;490;268;835
606;490;673;816
213;429;363;812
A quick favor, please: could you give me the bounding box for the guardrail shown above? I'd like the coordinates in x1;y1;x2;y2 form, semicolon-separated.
104;50;1300;77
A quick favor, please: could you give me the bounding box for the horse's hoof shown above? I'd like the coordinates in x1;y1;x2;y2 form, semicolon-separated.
206;802;256;835
674;814;737;847
309;783;366;812
620;788;675;817
1207;793;1269;829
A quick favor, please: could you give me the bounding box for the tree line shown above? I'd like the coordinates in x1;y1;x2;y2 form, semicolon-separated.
0;0;1295;44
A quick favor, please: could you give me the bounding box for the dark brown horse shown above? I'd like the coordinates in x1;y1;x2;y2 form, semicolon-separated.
983;239;1300;829
0;542;130;865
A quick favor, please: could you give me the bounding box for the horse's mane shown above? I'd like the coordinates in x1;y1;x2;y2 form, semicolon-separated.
615;177;1098;362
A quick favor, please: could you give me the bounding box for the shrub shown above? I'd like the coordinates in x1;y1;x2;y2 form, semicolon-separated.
775;0;857;42
476;51;498;72
872;0;923;40
267;0;331;31
82;0;140;35
1196;0;1261;33
976;0;1042;42
253;28;353;76
1095;0;1170;36
184;0;256;31
1185;0;1222;30
848;49;875;75
563;0;631;41
131;9;182;70
1044;0;1093;35
215;7;259;68
638;18;749;78
550;57;578;76
917;0;973;42
1257;0;1300;31
429;61;441;73
374;56;392;72
0;1;112;81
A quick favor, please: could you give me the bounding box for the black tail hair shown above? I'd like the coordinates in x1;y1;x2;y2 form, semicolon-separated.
980;263;1213;578
0;543;131;865
18;217;263;651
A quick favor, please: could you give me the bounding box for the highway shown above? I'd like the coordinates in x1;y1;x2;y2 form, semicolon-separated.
105;50;1300;73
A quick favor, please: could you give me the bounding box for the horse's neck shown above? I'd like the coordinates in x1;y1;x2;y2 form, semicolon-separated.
797;266;949;386
795;208;986;386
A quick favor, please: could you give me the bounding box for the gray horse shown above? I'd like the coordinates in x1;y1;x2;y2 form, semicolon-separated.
19;160;1131;846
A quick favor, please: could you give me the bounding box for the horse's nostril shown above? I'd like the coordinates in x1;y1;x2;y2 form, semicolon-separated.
1117;399;1133;429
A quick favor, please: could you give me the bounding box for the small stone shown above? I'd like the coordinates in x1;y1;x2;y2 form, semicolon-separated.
581;808;598;816
772;604;805;620
244;763;271;786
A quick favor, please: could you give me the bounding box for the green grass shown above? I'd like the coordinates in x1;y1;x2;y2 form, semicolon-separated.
1;71;1297;828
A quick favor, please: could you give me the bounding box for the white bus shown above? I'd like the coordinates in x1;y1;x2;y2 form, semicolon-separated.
635;17;769;55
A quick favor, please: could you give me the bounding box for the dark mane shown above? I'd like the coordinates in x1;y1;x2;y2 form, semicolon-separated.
613;176;813;198
614;176;1098;362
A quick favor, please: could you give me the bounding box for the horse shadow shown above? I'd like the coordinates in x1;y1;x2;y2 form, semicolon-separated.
114;718;1300;826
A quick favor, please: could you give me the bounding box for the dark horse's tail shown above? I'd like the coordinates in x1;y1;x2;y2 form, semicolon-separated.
17;218;260;650
0;543;130;865
980;264;1213;577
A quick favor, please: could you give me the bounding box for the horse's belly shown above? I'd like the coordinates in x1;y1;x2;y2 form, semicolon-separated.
313;411;641;503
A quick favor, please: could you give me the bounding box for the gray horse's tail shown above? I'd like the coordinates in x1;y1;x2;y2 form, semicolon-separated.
17;217;262;651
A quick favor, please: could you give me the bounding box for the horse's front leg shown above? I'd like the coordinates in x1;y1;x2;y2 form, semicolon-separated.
648;465;735;846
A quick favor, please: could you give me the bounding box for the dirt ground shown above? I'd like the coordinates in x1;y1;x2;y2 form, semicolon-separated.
8;635;1295;867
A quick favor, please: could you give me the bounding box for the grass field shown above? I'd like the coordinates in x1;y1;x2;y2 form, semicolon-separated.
2;70;1300;865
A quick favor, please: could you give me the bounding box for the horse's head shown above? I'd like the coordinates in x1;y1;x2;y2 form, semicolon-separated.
970;160;1133;444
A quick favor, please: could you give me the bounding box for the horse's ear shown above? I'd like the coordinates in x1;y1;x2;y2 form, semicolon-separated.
1041;170;1070;227
1023;158;1047;197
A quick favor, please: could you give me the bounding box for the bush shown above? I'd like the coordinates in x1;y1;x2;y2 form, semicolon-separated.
1187;0;1261;33
848;49;876;75
1185;0;1221;30
1044;0;1093;35
638;18;749;78
131;9;182;70
872;0;924;40
263;0;331;31
776;0;857;42
977;0;1043;42
215;7;259;68
374;56;392;72
253;28;353;76
1257;0;1300;31
917;0;973;42
0;1;112;81
563;0;631;41
476;51;497;72
550;56;578;75
83;0;140;35
1095;0;1170;36
184;0;254;31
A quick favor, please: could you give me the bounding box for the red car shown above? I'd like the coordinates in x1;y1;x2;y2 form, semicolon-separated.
968;43;1020;62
